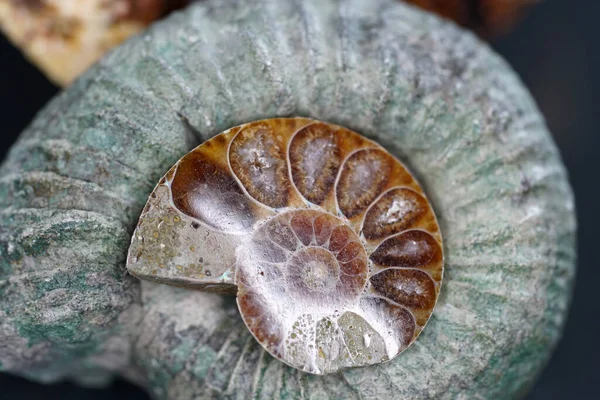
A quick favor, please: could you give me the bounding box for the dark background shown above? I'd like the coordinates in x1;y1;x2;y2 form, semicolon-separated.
1;0;598;398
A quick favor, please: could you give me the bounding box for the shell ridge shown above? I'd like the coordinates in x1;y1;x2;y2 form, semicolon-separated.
371;227;443;247
3;138;156;190
0;170;132;224
224;334;260;395
370;266;439;286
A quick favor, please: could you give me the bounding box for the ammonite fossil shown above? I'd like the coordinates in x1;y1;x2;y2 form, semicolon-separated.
0;0;575;398
127;117;444;374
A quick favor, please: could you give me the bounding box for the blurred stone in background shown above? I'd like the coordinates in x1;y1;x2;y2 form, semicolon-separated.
0;0;189;86
407;0;540;36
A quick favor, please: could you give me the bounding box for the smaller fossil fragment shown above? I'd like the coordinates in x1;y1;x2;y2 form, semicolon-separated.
0;0;189;86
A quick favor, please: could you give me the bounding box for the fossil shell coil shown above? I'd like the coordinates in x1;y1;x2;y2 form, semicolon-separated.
127;118;444;374
0;0;575;398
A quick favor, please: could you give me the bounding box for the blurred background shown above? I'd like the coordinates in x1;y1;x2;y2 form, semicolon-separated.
0;0;598;398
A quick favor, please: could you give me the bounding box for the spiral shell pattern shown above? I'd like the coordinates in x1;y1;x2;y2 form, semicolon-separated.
127;117;444;374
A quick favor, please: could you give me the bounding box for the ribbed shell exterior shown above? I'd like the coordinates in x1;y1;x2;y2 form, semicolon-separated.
127;118;444;374
0;0;575;398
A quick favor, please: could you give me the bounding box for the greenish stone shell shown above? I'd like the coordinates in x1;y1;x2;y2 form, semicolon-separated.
0;0;576;398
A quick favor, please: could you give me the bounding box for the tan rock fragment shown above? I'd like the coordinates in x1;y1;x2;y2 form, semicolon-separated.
0;0;187;86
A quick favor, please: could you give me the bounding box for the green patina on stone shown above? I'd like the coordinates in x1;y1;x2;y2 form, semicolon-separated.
17;318;87;346
0;0;575;398
191;347;218;380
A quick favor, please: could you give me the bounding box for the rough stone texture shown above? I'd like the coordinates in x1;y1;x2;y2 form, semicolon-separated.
0;0;576;399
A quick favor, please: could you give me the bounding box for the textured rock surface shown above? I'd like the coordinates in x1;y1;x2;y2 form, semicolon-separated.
0;0;576;399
